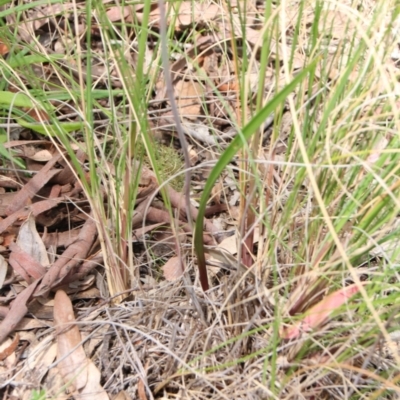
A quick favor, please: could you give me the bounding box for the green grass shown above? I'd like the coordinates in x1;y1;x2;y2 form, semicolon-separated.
2;0;400;397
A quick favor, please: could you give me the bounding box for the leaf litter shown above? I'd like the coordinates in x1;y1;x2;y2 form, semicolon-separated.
1;0;400;399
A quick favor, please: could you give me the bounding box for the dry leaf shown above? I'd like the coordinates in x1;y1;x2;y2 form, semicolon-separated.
36;216;98;296
318;10;357;40
280;284;362;340
77;360;109;400
366;136;389;165
175;79;204;120
143;2;220;29
0;336;16;371
6;154;62;216
162;256;183;281
0;192;18;217
23;341;57;383
28;149;54;162
0;279;40;344
114;391;132;400
0;197;64;235
45;367;69;400
138;377;148;400
0;40;9;56
0;254;7;289
15;317;53;330
0;333;19;361
54;290;109;399
188;145;198;165
174;2;220;28
54;289;88;393
9;242;47;282
17;215;50;268
25;108;50;122
106;5;132;22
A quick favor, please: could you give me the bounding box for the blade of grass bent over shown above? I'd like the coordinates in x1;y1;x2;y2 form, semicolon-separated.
194;60;318;291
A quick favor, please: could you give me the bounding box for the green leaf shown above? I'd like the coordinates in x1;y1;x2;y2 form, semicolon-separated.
17;120;83;135
0;91;38;108
194;58;319;291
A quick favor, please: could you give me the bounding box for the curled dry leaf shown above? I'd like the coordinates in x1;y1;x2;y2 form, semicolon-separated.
280;283;362;340
0;254;7;289
17;215;50;268
8;215;49;282
28;149;54;162
162;256;184;281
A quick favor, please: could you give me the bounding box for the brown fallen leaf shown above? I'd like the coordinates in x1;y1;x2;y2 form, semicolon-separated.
0;39;9;56
0;192;17;217
138;378;148;400
0;306;9;319
174;79;204;120
77;360;109;400
154;35;214;103
10;3;77;43
42;229;80;248
9;242;46;282
0;197;64;235
54;289;88;393
280;283;362;340
0;254;7;289
136;1;220;29
54;251;104;287
15;317;53;330
52;149;87;186
0;337;16;372
106;5;132;22
17;214;49;267
6;153;62;216
36;216;98;297
25;108;50;122
21;341;57;388
0;333;19;361
114;390;132;400
0;279;40;344
54;290;108;399
45;367;69;400
27;149;54;162
162;256;184;281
